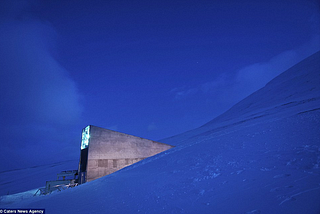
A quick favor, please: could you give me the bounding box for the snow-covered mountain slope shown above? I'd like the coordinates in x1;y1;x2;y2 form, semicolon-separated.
163;51;320;147
6;51;320;213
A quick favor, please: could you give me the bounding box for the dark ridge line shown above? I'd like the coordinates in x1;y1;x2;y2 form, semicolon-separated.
0;159;77;174
297;108;320;115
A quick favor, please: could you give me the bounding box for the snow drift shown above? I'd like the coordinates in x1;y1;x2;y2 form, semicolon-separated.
3;51;320;213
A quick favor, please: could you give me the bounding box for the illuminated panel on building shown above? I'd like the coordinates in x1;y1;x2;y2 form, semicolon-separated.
81;125;90;150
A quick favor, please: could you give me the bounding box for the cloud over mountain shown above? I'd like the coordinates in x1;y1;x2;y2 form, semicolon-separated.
0;2;83;169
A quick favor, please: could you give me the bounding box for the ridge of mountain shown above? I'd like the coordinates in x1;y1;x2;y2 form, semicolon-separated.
162;51;320;146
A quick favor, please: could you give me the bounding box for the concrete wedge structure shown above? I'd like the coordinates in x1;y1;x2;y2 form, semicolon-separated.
78;125;174;183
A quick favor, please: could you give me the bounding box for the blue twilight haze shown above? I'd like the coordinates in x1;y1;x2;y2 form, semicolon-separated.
0;0;319;170
2;50;320;213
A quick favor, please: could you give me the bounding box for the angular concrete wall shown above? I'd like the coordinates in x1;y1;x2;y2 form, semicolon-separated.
79;125;173;183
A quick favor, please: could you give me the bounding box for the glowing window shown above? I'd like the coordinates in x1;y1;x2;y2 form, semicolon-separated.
81;125;90;150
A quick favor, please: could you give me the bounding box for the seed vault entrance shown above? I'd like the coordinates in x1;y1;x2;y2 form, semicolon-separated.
78;125;174;183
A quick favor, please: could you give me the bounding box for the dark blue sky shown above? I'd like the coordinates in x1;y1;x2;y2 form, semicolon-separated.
0;0;319;170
